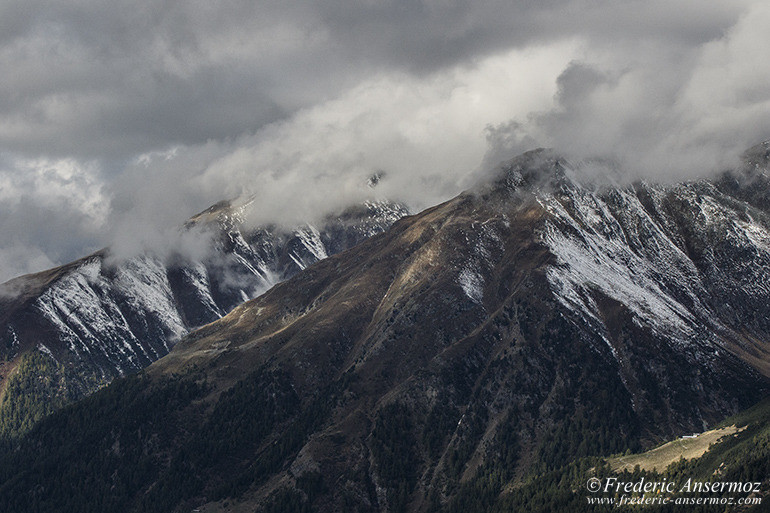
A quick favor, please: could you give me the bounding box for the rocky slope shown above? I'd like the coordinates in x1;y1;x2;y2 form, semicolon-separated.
2;145;770;512
0;199;408;439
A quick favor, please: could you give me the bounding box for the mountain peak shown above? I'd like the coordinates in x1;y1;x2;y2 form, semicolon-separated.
742;139;770;170
474;148;583;201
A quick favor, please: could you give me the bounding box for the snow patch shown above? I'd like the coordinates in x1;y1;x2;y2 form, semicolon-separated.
37;343;55;361
540;188;701;340
458;268;484;304
295;225;328;262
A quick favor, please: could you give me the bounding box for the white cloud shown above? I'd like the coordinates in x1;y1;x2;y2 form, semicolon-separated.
94;43;575;264
0;157;108;220
0;156;108;282
674;3;770;155
131;43;576;233
483;1;770;181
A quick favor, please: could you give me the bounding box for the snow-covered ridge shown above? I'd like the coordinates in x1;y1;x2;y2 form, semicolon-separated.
0;201;409;382
32;256;183;376
534;164;770;363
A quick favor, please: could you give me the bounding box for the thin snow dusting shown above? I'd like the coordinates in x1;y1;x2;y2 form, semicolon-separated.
365;200;410;227
538;172;770;354
736;219;770;253
289;252;308;271
33;259;152;372
113;256;187;342
232;252;265;280
295;225;328;262
458;267;484;304
36;343;55;361
182;263;223;319
456;220;504;306
32;255;195;374
539;187;700;341
6;325;18;350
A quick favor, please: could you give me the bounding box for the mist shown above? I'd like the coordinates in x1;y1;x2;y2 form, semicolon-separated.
1;0;769;282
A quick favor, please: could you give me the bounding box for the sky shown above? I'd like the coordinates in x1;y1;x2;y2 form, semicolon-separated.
1;0;770;282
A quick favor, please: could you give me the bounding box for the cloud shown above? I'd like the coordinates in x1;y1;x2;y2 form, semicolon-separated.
99;43;574;264
0;0;752;162
0;156;108;282
482;2;770;181
1;0;769;282
199;44;574;221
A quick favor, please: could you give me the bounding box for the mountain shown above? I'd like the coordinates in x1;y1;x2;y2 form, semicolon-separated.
0;199;408;442
1;146;770;512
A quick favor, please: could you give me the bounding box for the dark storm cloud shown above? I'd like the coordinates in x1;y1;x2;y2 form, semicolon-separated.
317;0;743;71
0;1;302;160
0;0;750;161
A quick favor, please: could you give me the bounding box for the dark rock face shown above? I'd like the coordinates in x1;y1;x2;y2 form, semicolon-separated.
2;148;770;512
